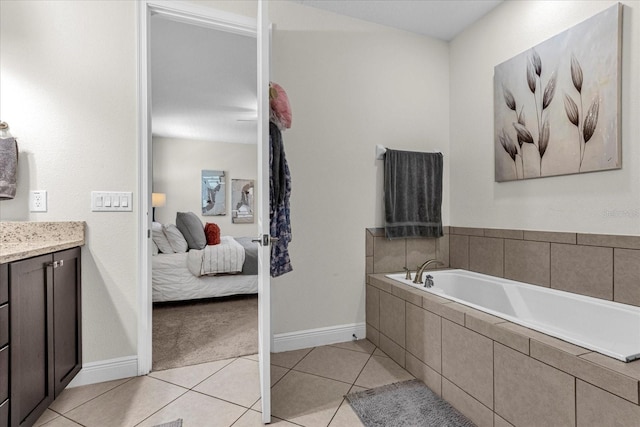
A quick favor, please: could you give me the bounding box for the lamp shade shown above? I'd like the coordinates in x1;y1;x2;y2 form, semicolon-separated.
152;193;166;208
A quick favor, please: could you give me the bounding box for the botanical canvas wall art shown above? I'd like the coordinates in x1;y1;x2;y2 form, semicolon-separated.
494;4;622;182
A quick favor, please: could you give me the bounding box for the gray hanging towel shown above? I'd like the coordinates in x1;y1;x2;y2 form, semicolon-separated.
0;137;18;200
384;149;443;239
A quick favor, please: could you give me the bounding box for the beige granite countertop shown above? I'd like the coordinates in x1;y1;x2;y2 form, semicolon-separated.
0;221;85;263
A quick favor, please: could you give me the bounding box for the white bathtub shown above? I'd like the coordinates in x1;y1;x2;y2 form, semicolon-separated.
386;269;640;362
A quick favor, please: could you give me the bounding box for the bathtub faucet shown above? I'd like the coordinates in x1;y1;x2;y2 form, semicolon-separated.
413;259;444;285
424;275;434;288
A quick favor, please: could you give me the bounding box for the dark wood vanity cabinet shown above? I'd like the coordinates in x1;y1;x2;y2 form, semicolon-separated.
0;247;81;427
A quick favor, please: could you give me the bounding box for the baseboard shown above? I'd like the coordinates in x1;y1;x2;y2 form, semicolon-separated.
67;355;138;388
272;322;367;353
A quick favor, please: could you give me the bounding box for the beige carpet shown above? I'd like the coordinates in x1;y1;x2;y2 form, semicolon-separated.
152;295;258;371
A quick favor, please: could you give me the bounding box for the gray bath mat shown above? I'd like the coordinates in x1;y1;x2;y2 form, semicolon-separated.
346;379;477;427
153;420;182;427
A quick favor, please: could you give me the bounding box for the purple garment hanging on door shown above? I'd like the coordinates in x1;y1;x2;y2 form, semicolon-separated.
269;121;292;277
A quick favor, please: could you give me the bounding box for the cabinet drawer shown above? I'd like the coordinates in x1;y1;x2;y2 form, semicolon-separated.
0;264;7;305
0;305;6;348
0;346;7;404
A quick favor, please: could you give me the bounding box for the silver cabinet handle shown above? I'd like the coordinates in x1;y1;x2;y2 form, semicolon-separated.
47;260;64;269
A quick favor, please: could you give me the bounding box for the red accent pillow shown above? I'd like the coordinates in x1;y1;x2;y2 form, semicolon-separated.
204;223;221;245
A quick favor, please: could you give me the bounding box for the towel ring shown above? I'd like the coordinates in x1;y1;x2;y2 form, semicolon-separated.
0;122;8;130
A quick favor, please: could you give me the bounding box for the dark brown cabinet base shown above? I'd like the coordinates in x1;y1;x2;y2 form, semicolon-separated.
1;247;81;427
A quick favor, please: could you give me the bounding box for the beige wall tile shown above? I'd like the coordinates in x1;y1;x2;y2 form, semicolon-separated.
378;333;406;368
373;236;406;273
443;226;450;234
469;236;504;277
494;324;530;354
450;235;469;269
579;352;640;386
494;343;575;427
442;378;493;427
390;283;423;307
484;228;523;239
451;227;484;236
550;243;613;300
436;234;450;267
576;379;640;427
530;340;638;404
365;285;379;329
441;320;493;408
523;230;576;244
379;291;405;347
366;229;374;256
577;233;640;250
366;324;379;347
462;308;504;338
406;238;437;271
504;239;550;287
365;256;373;275
406;302;441;372
367;227;385;237
614;248;640;306
438;302;466;325
422;292;454;316
405;352;441;396
368;274;393;293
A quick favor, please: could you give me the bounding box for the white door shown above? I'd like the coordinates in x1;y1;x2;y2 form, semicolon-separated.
256;1;271;423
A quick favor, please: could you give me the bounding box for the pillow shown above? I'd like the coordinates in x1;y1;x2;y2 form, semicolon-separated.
204;223;221;246
152;240;159;256
152;222;174;254
176;212;206;250
163;224;188;253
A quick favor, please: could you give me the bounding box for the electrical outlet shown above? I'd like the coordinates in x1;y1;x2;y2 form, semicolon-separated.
30;190;47;212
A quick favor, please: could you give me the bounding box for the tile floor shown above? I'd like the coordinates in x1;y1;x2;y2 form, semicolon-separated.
35;340;415;427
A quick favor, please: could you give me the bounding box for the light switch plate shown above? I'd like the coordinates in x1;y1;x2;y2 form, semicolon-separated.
91;191;133;212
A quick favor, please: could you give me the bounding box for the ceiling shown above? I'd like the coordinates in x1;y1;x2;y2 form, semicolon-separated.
293;0;504;41
151;15;257;144
151;1;504;143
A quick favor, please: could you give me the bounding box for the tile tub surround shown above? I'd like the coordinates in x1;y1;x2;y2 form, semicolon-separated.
0;221;86;263
366;274;640;427
448;227;640;307
365;227;450;275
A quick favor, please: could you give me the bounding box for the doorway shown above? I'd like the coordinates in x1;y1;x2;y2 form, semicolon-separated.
137;1;272;421
148;11;258;371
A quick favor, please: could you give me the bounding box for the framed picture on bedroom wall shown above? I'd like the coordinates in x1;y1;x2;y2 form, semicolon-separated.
231;179;255;224
202;170;226;216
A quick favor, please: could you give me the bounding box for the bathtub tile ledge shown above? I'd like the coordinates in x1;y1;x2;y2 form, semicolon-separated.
530;340;639;404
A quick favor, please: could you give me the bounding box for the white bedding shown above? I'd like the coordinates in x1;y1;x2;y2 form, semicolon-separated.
186;236;245;276
152;252;258;302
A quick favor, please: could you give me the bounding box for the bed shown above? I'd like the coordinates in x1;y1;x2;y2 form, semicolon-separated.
152;236;258;302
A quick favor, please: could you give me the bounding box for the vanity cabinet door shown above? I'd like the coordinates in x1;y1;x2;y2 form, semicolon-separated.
52;248;82;396
9;254;54;427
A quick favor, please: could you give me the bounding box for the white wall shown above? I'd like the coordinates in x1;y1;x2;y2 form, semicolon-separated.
0;1;138;362
267;2;450;334
450;0;640;235
152;137;258;237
